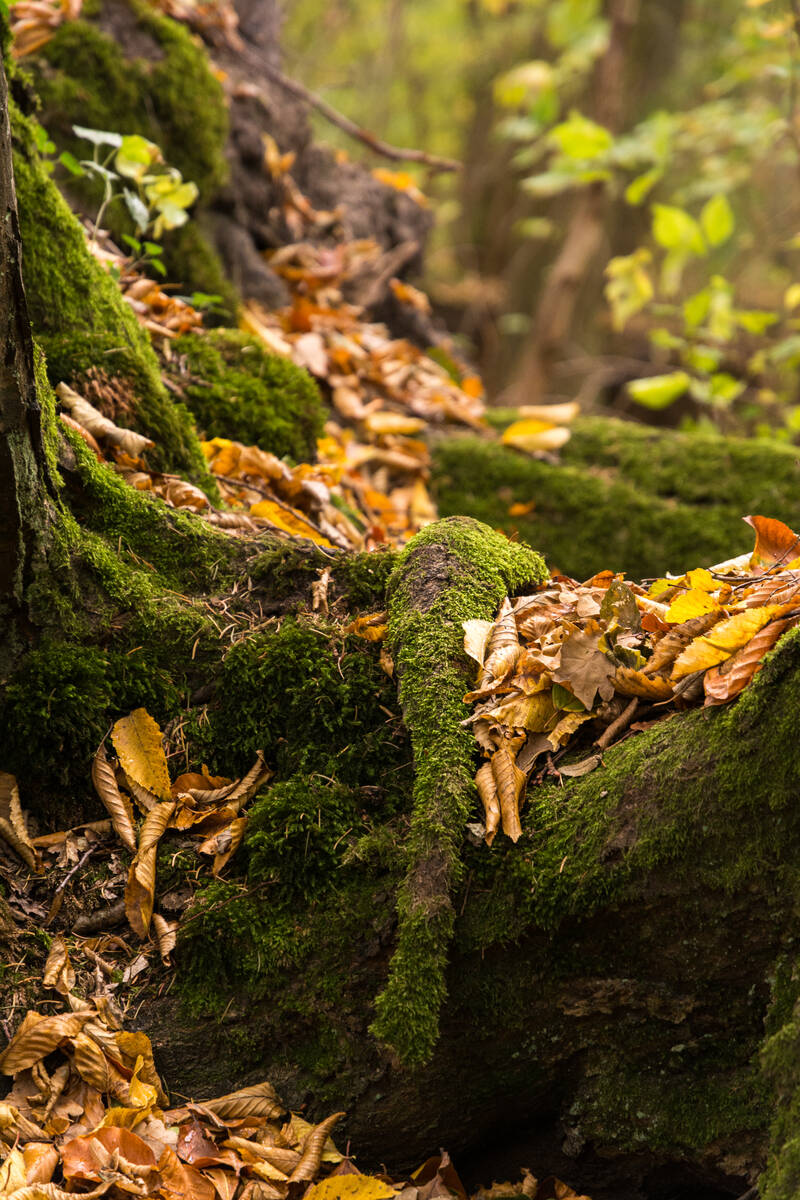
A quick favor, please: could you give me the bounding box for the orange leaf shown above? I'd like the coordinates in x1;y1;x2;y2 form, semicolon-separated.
745;514;800;571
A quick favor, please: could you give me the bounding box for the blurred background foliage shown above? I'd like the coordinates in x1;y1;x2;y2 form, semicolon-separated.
283;0;800;439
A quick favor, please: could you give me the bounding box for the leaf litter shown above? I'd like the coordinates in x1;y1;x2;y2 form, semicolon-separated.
465;514;800;843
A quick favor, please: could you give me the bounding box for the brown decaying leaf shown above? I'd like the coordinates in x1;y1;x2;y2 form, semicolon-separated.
91;745;137;854
490;747;525;843
612;666;673;701
474;762;500;847
197;1081;285;1122
56;383;154;459
0;772;40;872
151;913;178;964
289;1112;346;1183
125;801;176;938
42;937;76;996
704;615;796;705
112;709;172;802
0;1010;93;1076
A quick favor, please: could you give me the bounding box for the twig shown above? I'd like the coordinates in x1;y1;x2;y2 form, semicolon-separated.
53;845;96;897
258;60;461;173
595;697;639;751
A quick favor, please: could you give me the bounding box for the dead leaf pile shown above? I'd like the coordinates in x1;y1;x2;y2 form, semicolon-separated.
91;708;270;942
86;235;205;342
465;514;800;844
9;0;82;58
0;971;594;1200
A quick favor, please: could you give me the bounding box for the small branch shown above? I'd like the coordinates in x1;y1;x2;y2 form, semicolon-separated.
595;697;639;751
258;60;461;174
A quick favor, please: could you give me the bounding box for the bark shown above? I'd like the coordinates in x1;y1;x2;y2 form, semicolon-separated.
0;56;54;657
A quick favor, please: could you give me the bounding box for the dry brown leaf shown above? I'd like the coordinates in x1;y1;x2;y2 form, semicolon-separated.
289;1112;345;1183
91;746;138;855
0;1010;93;1076
158;1145;217;1200
22;1143;59;1186
490;747;525;843
475;762;500;847
199;816;248;876
463;619;494;669
642;610;723;677
42;937;75;996
151;913;178;965
125;801;176;938
199;1081;284;1123
112;709;172;802
704;615;796;705
0;772;40;872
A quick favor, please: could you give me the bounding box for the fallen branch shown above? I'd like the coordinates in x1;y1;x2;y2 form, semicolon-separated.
258;60;461;174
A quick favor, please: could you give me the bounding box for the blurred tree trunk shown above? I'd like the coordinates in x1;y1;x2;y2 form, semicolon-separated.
506;0;639;407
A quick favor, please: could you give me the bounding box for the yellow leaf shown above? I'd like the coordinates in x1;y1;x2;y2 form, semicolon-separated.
362;412;426;437
304;1176;396;1200
250;499;333;546
344;613;388;642
671;606;782;680
517;401;579;424
463;619;494;668
501;418;571;454
666;589;717;623
686;568;716;592
485;691;556;732
613;666;674;700
112;709;172;803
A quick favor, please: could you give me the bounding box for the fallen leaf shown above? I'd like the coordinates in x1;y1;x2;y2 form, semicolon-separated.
112;710;172;803
501;418;571;454
704;615;796;704
491;746;525;842
125;802;176;938
0;773;40;872
745;514;800;571
552;628;615;710
671;606;783;680
463;620;494;668
305;1176;396;1200
475;762;500;847
42;937;76;996
91;746;138;854
0;1011;93;1075
197;1081;284;1122
666;589;717;623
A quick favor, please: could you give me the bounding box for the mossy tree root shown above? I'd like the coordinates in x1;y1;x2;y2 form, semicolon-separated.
370;517;547;1065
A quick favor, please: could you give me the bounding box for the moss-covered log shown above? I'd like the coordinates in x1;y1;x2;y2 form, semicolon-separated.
433;416;800;579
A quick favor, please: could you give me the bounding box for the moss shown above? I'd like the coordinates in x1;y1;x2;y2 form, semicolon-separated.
432;416;800;580
760;962;800;1200
247;777;361;902
27;0;230;298
370;517;547;1065
169;331;325;462
190;616;410;788
11;104;213;485
32;0;227;199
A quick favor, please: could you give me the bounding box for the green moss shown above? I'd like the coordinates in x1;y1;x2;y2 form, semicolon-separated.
11;104;213;485
247;777;361;901
191;616;410;787
371;517;547;1065
760;961;800;1200
432;416;800;580
170;331;325;462
32;0;227;199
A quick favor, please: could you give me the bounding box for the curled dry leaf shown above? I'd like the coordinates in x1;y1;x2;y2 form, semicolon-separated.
112;709;172;802
91;746;137;855
745;514;800;571
289;1112;345;1183
42;937;76;996
56;383;153;459
462;619;494;669
475;762;500;847
151;913;178;965
491;747;525;843
671;605;782;680
0;1010;93;1076
125;802;176;939
0;772;40;872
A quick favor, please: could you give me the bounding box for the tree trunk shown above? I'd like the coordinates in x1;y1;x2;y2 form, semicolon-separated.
0;58;53;617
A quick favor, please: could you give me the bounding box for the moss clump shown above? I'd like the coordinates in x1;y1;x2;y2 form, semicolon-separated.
191;616;410;789
247;777;361;901
760;962;800;1200
30;0;227;204
169;331;325;462
432;416;800;580
11;105;213;485
371;517;547;1065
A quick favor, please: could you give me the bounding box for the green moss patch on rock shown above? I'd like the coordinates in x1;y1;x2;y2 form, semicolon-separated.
169;330;326;462
432;417;800;580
